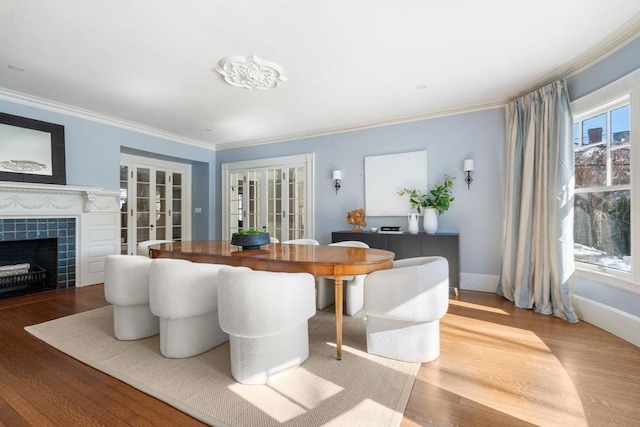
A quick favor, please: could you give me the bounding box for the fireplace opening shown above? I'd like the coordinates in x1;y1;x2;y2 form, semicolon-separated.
0;238;58;299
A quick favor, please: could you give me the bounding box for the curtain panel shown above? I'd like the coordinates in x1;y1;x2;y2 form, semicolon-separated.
499;79;578;323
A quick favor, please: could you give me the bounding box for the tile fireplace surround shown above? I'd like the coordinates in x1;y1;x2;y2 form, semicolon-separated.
0;182;120;287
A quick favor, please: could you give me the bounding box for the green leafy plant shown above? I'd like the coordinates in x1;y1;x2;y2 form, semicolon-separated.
236;229;268;235
398;174;456;215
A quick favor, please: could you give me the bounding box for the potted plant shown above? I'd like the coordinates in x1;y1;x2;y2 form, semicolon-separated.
398;174;455;234
231;229;271;250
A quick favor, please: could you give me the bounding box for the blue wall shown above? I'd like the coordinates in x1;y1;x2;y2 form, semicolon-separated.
0;101;215;238
216;107;506;276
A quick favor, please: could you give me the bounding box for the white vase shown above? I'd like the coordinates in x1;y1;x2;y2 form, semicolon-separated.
423;208;438;234
407;213;419;234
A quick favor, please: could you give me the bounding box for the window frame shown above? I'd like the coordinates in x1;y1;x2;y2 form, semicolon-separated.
570;69;640;291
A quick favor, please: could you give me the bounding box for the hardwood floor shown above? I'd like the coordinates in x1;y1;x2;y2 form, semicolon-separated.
1;286;638;426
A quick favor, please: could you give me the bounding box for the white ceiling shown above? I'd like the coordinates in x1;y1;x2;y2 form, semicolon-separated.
0;1;638;150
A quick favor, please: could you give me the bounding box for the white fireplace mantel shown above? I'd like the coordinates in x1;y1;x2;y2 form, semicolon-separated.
0;181;121;286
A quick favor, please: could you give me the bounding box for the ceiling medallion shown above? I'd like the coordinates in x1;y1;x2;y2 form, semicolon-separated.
216;55;287;90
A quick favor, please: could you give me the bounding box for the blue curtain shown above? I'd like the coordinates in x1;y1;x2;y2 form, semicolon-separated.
499;79;578;323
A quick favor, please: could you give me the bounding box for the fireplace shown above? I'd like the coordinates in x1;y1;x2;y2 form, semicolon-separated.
0;217;77;298
0;236;59;298
0;182;120;293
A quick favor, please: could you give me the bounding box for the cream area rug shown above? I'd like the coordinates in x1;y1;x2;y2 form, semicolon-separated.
26;306;419;427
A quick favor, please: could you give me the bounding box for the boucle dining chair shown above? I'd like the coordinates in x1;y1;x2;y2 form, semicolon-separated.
364;256;449;363
281;238;319;245
104;254;158;340
136;239;174;257
149;258;229;358
317;240;370;316
217;267;316;385
281;238;322;309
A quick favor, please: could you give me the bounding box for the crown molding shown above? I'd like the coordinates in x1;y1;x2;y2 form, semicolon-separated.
508;13;640;101
214;100;506;150
0;89;216;151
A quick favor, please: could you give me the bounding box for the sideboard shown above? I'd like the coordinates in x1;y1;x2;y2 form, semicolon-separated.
331;231;460;292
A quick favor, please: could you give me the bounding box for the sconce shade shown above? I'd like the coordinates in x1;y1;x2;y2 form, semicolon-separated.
332;170;342;180
463;159;475;172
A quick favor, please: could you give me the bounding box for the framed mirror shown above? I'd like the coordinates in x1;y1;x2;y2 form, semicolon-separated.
0;112;66;185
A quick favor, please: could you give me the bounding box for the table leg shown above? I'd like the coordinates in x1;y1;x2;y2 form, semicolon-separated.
334;274;343;360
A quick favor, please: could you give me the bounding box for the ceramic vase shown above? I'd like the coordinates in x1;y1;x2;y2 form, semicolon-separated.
407;213;419;234
423;208;438;234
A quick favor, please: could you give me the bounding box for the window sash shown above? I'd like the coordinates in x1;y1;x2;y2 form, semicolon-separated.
571;70;638;284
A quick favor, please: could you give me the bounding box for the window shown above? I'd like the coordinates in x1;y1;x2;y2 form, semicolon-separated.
571;70;639;286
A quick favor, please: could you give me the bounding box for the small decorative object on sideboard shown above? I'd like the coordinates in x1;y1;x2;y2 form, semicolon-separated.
231;229;271;250
398;174;455;234
407;213;419;234
379;226;403;234
346;208;367;232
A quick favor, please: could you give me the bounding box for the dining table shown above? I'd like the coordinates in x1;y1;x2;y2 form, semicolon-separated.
148;240;395;360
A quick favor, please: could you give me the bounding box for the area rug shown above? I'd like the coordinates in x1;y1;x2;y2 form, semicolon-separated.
25;306;419;426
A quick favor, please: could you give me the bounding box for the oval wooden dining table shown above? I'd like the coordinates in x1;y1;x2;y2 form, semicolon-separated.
149;240;395;360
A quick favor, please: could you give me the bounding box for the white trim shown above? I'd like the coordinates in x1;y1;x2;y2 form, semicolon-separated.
571;69;640;111
459;272;499;292
575;266;640;295
509;14;640;101
573;295;640;347
571;69;640;285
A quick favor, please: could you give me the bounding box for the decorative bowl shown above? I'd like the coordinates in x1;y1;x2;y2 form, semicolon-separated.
231;232;271;250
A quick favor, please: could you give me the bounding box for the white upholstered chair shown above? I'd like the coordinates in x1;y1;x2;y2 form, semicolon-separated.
217;267;316;385
317;240;370;316
104;254;159;340
281;238;319;246
364;256;449;363
148;258;229;358
281;239;325;309
136;239;174;257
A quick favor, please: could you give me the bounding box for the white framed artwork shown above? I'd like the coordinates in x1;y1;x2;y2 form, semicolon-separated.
364;150;428;216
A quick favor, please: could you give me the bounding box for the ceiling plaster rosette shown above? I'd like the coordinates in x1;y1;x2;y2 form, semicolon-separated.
216;55;287;90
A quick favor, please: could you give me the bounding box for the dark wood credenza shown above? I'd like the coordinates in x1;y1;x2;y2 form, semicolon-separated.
331;231;460;291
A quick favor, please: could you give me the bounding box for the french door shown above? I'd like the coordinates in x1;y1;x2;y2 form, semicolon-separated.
222;153;314;242
120;154;191;255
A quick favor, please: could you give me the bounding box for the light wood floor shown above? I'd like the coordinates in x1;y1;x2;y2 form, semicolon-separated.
1;285;638;426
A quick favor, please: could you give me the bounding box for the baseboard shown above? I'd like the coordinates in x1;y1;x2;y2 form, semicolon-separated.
459;273;499;292
573;295;640;347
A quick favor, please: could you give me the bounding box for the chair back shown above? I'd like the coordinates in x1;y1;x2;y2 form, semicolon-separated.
136;240;174;257
282;239;319;245
329;240;369;248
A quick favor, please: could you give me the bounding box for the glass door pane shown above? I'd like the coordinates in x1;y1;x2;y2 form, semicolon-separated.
155;170;167;240
244;170;262;230
287;166;306;240
266;168;283;241
229;172;244;235
119;165;129;254
172;172;182;240
136;167;151;242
